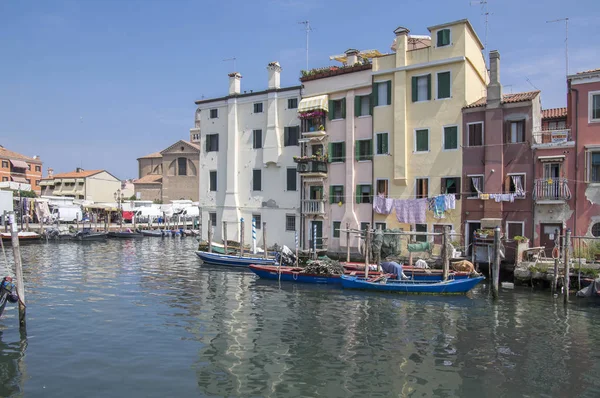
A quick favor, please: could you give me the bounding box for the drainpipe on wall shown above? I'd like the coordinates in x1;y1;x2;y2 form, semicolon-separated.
571;86;579;237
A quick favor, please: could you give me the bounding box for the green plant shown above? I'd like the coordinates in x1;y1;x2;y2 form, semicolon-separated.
128;194;137;200
318;124;325;131
153;199;163;204
513;235;529;242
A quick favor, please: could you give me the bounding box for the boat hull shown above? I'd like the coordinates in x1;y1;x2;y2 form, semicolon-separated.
249;265;342;284
195;251;275;267
107;232;144;239
340;275;485;294
140;230;164;237
77;232;108;241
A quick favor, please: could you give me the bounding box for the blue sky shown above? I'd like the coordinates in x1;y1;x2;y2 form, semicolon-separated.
1;0;598;179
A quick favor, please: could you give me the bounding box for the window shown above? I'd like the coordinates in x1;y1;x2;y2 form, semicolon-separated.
468;122;484;146
25;179;30;184
590;152;600;182
209;171;217;191
27;164;31;171
1;161;7;168
415;129;429;152
592;223;600;237
590;92;600;122
356;184;372;204
437;29;451;47
376;179;389;198
206;134;219;152
467;175;484;198
177;157;187;176
376;133;389;155
443;126;458;150
355;95;371;116
1;177;7;182
209;212;217;227
412;74;431;102
252;169;262;191
356;139;373;161
360;222;370;232
330;98;346;120
253;214;262;229
416;178;429;199
253;129;263;149
415;224;427;243
329;142;345;162
286;215;296;232
210;109;218;119
507;120;525;143
253;102;263;113
333;221;341;238
192;133;200;141
548;121;557;130
441;177;461;199
437;71;451;99
284;126;299;146
35;180;40;186
506;174;526;198
557;121;566;129
330;185;344;204
288;98;298;109
375;222;387;230
507;222;524;240
373;81;391;107
286;168;297;191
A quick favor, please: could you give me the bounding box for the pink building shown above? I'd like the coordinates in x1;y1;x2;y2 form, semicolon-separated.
568;68;600;237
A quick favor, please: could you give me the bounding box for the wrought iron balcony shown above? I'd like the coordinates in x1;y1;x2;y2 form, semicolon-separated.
302;199;326;215
533;178;572;202
531;129;573;148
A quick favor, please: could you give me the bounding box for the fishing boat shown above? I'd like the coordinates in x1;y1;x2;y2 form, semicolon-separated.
195;251;276;267
139;229;164;237
249;265;345;284
107;231;144;239
1;231;41;243
340;275;485;294
76;230;108;241
342;263;470;281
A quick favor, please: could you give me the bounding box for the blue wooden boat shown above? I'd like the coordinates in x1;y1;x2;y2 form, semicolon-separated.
249;265;342;284
195;251;276;267
340;275;485;294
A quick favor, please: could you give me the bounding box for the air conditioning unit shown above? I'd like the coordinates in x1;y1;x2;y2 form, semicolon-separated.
297;163;309;172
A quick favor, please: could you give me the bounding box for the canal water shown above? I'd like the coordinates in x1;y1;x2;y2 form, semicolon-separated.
1;239;600;397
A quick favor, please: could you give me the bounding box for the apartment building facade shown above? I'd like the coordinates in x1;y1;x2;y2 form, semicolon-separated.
371;20;488;241
40;168;121;202
0;145;43;194
195;62;301;248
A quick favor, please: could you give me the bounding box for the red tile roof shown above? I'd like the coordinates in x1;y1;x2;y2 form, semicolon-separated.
542;107;567;120
138;151;162;159
52;169;104;179
0;145;42;163
134;174;162;184
576;68;600;75
464;91;540;109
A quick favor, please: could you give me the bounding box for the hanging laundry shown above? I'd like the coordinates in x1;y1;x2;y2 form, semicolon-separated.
511;175;526;198
479;193;490;200
433;195;446;218
394;199;427;224
373;194;394;214
444;194;456;210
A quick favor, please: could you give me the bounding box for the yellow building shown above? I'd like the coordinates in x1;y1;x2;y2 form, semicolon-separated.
372;19;487;239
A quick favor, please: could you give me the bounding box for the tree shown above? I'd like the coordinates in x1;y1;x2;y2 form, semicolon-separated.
19;190;37;198
129;194;137;200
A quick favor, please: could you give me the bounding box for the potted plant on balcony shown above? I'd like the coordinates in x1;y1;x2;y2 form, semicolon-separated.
318;124;325;131
513;235;529;243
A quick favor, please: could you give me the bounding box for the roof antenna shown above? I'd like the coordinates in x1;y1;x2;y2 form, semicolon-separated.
298;21;312;71
546;18;569;95
470;0;491;64
223;57;237;71
526;77;539;91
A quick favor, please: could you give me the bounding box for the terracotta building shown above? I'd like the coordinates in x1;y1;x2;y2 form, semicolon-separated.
40;168;121;202
0;145;43;194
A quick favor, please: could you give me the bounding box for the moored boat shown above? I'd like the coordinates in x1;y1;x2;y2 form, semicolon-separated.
195;251;276;267
340;275;485;294
76;231;108;241
1;231;41;242
249;264;345;284
107;231;144;239
139;229;164;237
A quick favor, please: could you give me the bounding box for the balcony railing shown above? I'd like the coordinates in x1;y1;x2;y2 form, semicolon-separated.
532;129;572;146
296;160;327;175
302;199;326;215
300;116;326;134
533;178;572;201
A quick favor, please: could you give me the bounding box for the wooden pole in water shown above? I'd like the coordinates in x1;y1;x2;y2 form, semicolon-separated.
240;218;245;257
564;228;571;303
492;226;501;299
552;228;560;294
223;221;228;254
346;222;351;263
197;206;202;240
8;212;26;330
364;224;371;278
262;222;267;259
376;223;382;272
207;222;213;253
442;226;450;281
3;211;7;233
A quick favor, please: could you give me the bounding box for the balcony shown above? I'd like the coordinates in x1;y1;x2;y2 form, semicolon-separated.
533;178;572;203
531;129;574;149
302;199;326;215
295;159;327;178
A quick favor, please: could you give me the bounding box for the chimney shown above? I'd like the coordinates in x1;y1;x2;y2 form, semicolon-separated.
487;50;502;108
76;167;84;173
267;62;281;89
228;72;242;95
345;49;360;66
393;26;410;67
47;168;54;178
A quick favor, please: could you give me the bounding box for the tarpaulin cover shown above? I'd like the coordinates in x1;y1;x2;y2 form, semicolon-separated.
576;278;600;298
370;229;402;259
407;241;432;253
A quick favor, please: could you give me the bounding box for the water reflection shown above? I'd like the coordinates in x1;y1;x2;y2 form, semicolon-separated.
0;330;27;397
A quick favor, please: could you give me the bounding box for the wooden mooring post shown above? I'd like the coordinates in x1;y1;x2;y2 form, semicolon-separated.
346;223;351;263
222;221;228;254
552;228;560;294
8;212;26;330
240;218;245;257
442;226;450;281
207;222;213;253
564;229;571;303
262;222;267;259
492;226;501;299
364;224;371;278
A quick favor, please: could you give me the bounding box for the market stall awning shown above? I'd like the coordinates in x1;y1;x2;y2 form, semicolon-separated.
11;176;28;183
10;159;28;169
298;95;329;113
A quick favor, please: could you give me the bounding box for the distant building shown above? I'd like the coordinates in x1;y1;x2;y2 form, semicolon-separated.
135;140;200;202
40;168;121;202
0;145;43;194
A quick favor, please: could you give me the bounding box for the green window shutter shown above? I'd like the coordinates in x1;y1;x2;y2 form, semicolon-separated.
328;100;334;120
356;185;361;204
372;83;379;107
426;74;432;100
416;130;428;151
341;98;346;119
355;140;360;161
444;29;450;45
341;141;346;162
437;30;443;47
444;126;458;149
330;186;334;204
386;81;392;105
368;139;373;159
382;134;388;154
355;96;361;116
340;186;345;203
328;142;333;163
438;72;450;99
411;76;418;102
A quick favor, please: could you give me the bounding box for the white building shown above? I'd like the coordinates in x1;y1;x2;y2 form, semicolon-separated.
194;62;301;248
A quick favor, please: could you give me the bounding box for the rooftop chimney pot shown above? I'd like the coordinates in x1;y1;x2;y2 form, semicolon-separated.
228;72;242;95
267;61;281;89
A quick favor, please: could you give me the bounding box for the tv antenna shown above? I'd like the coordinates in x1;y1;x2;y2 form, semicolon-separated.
525;77;539;91
470;1;490;52
298;21;312;71
546;17;569;91
223;57;237;71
